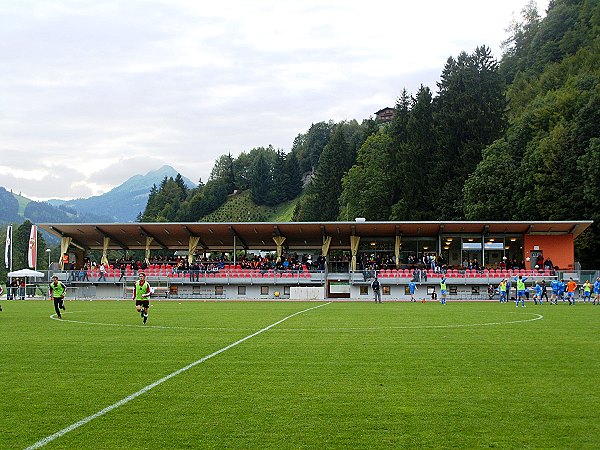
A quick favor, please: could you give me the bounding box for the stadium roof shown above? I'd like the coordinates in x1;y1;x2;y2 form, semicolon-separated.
37;221;593;252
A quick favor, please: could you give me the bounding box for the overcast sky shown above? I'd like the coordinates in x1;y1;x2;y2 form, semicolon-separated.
1;0;548;201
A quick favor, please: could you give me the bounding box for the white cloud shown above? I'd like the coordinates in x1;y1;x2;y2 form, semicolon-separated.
0;0;549;200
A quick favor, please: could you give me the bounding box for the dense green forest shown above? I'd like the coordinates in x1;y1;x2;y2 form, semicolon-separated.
139;0;600;267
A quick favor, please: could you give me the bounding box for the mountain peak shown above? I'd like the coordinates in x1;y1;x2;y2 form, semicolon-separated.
58;166;195;222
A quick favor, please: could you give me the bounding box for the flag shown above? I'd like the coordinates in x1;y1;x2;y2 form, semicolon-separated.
28;225;37;269
4;225;11;269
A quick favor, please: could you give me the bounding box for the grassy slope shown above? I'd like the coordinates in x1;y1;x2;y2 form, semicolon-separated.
2;301;599;449
201;190;301;222
13;192;30;216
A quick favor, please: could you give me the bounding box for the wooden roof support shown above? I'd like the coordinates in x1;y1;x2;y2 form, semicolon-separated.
182;225;207;249
229;226;248;249
138;226;168;249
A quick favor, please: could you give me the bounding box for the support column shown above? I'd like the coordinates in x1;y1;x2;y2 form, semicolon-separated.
60;237;72;270
101;237;110;266
350;236;360;272
145;237;153;265
188;236;200;264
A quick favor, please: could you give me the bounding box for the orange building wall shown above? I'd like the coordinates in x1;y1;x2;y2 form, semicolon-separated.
523;234;574;269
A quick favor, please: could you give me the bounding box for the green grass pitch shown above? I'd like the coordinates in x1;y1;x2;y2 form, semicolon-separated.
1;299;598;449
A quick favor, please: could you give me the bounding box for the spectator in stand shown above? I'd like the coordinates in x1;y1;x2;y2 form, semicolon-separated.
98;263;107;282
543;258;553;270
81;263;90;281
118;263;126;281
536;254;544;268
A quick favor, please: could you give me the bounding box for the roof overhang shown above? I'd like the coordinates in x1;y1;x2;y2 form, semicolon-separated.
37;221;593;252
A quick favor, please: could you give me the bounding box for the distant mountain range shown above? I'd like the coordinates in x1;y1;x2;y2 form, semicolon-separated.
0;165;195;225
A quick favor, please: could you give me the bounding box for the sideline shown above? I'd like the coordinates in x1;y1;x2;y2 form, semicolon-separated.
25;302;332;450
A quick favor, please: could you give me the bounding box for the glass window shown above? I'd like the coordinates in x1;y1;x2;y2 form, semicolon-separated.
261;286;269;295
440;236;461;267
359;286;369;295
237;286;246;295
461;237;482;269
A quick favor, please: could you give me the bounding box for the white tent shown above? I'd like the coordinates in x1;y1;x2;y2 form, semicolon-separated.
7;269;44;277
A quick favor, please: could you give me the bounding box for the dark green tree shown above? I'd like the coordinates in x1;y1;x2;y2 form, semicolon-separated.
284;152;303;200
295;126;352;221
390;85;436;220
250;152;272;205
340;132;394;220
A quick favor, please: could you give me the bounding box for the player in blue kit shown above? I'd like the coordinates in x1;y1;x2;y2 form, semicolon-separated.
550;278;560;304
408;281;418;302
593;277;600;305
498;279;507;303
440;276;447;305
558;279;566;303
533;281;543;305
513;275;528;307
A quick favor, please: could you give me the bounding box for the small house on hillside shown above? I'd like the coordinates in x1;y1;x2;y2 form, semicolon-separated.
375;107;395;123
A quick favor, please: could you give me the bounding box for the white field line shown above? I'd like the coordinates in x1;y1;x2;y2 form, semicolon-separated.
50;311;543;332
276;312;544;331
25;302;332;450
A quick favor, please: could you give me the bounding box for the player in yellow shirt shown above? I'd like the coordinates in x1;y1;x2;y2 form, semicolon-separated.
133;272;152;323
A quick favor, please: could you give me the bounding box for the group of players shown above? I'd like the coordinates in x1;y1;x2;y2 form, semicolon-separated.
496;276;600;306
403;275;600;306
46;272;152;323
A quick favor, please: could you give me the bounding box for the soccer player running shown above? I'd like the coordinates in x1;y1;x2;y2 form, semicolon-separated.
440;276;447;305
565;277;577;305
408;280;418;302
513;275;527;307
49;275;67;319
133;272;152;323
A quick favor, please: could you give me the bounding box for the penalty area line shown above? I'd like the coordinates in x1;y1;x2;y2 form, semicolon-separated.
25;302;331;450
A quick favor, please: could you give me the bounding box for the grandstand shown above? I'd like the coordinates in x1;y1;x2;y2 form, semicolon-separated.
37;220;593;300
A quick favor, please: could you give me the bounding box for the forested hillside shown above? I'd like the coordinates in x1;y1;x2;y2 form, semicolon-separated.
139;0;600;266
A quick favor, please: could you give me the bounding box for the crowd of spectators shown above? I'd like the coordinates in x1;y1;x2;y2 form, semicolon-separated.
60;251;557;282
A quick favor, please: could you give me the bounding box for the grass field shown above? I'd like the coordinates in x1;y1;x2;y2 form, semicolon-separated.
1;299;598;449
